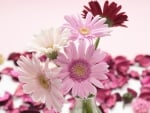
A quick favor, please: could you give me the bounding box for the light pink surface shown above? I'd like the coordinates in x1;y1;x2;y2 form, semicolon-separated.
0;0;150;59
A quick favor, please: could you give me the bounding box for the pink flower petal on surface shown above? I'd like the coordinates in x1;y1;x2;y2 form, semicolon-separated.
14;84;24;97
128;70;140;80
106;94;117;108
139;92;150;101
141;87;150;94
8;52;21;65
117;75;128;88
96;89;111;103
116;61;130;75
0;92;12;107
135;54;150;67
141;76;150;87
127;88;137;98
0;67;20;81
142;69;150;77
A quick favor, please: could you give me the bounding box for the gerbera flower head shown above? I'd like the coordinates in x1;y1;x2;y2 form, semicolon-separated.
63;12;110;40
56;39;108;98
82;0;128;27
17;55;65;112
28;27;69;59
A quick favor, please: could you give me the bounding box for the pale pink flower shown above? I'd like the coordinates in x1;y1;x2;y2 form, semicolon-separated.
63;12;110;40
132;98;149;113
17;55;65;112
56;39;108;98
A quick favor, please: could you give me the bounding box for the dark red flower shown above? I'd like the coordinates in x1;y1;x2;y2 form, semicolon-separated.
82;0;128;27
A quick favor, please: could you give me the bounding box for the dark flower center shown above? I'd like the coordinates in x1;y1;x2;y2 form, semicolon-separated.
69;60;90;81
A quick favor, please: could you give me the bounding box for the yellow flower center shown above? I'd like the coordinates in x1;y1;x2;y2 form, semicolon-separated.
38;75;50;89
79;27;90;35
47;44;53;49
72;63;86;76
0;54;4;65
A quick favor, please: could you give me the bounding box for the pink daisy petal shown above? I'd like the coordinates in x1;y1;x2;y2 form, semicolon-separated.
78;39;86;59
90;77;104;88
62;78;74;95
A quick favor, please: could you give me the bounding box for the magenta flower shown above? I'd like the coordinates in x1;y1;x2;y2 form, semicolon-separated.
132;98;149;113
82;0;128;27
63;12;110;40
56;39;108;98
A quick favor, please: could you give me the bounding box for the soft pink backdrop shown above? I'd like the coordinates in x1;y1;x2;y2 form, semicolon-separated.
0;0;150;59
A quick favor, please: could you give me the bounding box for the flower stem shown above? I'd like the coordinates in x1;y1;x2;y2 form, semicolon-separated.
82;99;93;113
94;38;100;49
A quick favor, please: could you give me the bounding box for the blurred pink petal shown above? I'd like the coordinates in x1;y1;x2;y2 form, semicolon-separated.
141;87;150;93
117;76;128;88
114;93;122;101
116;61;130;75
142;69;150;77
8;52;21;65
141;76;150;87
0;92;12;106
128;88;137;98
106;94;117;108
1;67;20;81
139;92;150;101
43;108;57;113
128;70;140;79
100;104;109;113
22;51;35;58
114;56;128;64
7;109;20;113
96;89;111;104
135;54;150;67
14;84;24;97
3;97;13;110
67;97;75;110
103;53;114;69
132;98;149;113
39;54;47;62
1;67;13;75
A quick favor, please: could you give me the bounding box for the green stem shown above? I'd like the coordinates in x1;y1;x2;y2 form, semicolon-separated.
94;38;100;49
82;99;93;113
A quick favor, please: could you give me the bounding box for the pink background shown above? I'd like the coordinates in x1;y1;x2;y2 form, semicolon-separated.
0;0;150;59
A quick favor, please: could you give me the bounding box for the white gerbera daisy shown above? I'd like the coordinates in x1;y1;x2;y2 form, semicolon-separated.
17;55;65;112
28;27;69;58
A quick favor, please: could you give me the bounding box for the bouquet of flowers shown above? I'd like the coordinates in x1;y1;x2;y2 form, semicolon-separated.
0;1;150;113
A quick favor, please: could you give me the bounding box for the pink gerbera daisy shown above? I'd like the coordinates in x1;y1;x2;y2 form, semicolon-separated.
17;55;65;112
63;12;110;40
56;39;108;98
